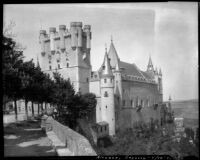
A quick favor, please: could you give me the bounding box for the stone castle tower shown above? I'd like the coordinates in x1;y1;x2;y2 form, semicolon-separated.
39;22;92;93
146;57;163;103
100;47;115;136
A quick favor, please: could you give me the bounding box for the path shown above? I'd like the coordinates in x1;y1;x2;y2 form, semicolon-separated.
4;120;57;157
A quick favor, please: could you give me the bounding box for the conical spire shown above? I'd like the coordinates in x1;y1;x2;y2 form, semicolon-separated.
147;55;154;71
148;56;153;67
108;36;120;67
102;44;113;76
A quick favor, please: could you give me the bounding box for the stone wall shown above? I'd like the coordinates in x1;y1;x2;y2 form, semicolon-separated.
46;117;96;156
119;105;163;131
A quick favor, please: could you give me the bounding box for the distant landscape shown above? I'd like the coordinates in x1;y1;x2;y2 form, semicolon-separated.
170;99;199;128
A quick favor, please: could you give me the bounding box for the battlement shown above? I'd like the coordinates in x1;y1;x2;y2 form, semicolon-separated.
84;25;91;30
39;22;92;56
49;27;56;33
59;25;66;30
40;30;46;35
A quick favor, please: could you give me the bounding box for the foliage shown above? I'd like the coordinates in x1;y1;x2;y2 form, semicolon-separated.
98;125;199;158
2;33;96;130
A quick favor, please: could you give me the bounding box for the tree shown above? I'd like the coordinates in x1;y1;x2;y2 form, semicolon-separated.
2;36;24;120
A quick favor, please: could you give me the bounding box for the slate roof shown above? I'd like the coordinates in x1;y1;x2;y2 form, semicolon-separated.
141;71;154;80
107;42;120;67
119;61;145;78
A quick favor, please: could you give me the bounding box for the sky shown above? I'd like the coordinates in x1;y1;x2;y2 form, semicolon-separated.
3;2;198;101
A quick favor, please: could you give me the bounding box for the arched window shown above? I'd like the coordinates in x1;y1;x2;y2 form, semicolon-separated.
67;63;69;68
104;79;107;83
104;91;108;97
58;64;60;69
106;105;107;108
49;65;52;70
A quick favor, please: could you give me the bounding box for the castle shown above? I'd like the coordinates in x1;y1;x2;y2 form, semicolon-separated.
39;22;164;136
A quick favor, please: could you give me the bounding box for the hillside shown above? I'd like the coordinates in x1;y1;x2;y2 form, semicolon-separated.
170;99;198;120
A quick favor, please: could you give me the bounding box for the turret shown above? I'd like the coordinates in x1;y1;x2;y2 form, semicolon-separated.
70;22;77;49
83;25;91;49
147;56;154;72
154;67;159;88
100;46;115;136
76;22;83;47
39;30;46;56
49;27;56;54
59;25;66;52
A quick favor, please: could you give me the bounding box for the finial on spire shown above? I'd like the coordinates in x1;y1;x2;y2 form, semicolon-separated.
105;43;107;53
111;35;113;43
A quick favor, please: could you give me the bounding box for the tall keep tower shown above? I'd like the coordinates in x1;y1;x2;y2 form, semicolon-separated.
39;22;92;94
100;47;115;136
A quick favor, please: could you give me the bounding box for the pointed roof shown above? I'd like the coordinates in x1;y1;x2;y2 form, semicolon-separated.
147;56;153;68
115;60;120;72
107;37;120;68
101;46;113;77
